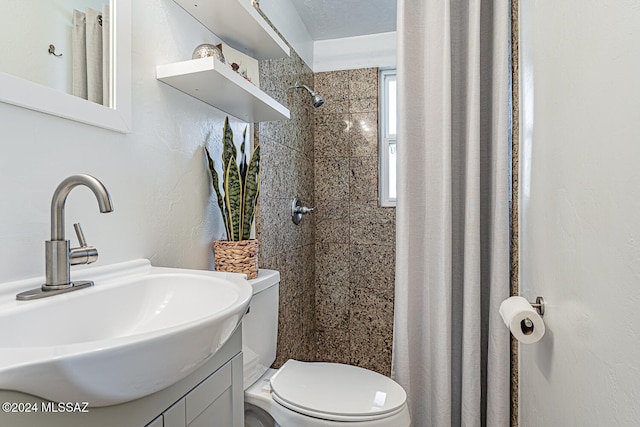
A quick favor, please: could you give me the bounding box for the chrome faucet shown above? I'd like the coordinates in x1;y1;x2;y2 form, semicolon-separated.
16;174;114;301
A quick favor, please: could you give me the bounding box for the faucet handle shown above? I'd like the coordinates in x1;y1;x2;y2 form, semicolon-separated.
70;223;98;265
73;223;88;247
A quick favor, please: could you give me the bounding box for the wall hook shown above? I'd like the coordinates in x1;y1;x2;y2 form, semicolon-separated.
48;44;63;57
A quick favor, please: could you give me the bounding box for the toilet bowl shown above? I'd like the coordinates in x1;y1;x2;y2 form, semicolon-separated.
242;270;411;427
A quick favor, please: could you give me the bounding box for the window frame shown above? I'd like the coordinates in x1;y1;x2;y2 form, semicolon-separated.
379;68;397;207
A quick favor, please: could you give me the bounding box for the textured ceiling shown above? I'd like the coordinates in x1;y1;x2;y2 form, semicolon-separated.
289;0;397;41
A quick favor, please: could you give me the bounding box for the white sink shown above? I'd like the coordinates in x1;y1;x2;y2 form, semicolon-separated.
0;259;252;407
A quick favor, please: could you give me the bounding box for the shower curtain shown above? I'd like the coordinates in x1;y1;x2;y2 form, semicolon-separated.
392;1;511;426
72;5;110;106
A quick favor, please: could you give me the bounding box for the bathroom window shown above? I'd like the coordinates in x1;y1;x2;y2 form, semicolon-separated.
379;69;397;207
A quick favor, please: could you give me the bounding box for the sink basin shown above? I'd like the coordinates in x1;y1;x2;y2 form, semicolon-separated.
0;259;252;407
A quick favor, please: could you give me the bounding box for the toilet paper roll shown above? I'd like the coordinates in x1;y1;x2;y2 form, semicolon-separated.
499;296;545;344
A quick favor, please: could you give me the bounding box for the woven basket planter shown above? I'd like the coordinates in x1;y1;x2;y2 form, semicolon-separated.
213;239;258;279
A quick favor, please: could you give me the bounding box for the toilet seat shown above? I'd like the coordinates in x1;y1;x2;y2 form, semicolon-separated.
269;360;407;422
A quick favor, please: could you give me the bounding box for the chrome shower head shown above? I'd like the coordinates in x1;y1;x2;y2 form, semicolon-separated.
294;83;324;108
311;93;324;108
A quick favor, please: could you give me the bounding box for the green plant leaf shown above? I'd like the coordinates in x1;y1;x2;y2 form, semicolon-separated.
239;126;248;181
241;144;260;240
224;159;243;241
222;117;237;176
205;146;230;240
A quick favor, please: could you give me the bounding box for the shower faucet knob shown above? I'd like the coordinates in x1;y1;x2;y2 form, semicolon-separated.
292;196;315;225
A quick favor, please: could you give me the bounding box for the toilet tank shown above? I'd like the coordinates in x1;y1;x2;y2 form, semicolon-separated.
242;269;280;388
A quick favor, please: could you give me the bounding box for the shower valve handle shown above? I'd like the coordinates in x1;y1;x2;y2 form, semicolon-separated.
294;205;315;215
292;197;315;225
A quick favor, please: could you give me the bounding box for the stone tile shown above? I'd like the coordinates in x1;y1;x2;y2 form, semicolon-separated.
315;242;350;288
298;204;316;244
350;157;378;202
257;250;277;271
315;71;349;114
259;57;288;82
256;240;281;272
315;157;350;201
315;284;351;330
276;265;298;310
260;51;393;371
256;196;286;255
296;152;316;201
282;109;315;155
349;202;396;245
349;112;378;157
349;286;394;375
301;247;317;361
349;68;378;100
314;114;350;158
300;289;317;361
350;287;395;330
315;200;349;244
349;329;393;376
259;141;288;199
279;249;304;300
258;120;285;145
316;328;351;364
256;44;316;366
274;289;302;367
302;243;316;293
350;97;378;114
350;244;395;291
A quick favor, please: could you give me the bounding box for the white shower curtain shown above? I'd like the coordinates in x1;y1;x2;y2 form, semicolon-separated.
72;5;111;106
392;1;511;426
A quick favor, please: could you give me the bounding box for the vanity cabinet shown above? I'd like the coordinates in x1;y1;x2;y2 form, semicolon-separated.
156;354;243;427
0;329;244;427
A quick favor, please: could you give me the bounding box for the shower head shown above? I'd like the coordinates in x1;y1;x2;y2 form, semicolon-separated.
294;83;324;108
311;93;324;108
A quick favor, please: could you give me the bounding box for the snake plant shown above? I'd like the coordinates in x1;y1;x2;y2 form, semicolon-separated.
205;117;260;241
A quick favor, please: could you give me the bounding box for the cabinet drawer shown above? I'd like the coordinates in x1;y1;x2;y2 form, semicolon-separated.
163;398;187;427
146;415;163;427
186;361;232;424
188;389;232;427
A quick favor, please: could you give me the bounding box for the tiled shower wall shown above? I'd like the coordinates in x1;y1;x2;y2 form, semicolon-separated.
257;50;317;367
257;38;396;374
313;68;396;376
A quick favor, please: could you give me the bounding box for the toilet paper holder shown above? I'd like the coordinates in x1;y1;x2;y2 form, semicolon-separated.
530;296;545;316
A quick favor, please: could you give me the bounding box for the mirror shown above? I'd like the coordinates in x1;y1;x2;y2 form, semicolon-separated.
0;1;131;133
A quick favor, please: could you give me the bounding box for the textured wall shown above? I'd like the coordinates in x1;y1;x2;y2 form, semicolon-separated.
313;68;396;375
519;1;640;426
0;0;241;284
257;51;317;367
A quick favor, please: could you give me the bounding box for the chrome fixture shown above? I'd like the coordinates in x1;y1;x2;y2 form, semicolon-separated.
16;174;114;300
291;196;315;225
530;296;545;316
293;83;324;108
520;297;545;333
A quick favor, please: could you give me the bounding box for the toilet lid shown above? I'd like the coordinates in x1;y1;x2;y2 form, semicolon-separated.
270;360;407;422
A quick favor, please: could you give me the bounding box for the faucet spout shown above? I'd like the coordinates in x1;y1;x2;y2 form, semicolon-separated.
46;174;113;289
16;174;114;300
50;174;114;241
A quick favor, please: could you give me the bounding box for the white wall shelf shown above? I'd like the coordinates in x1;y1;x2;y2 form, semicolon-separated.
157;57;290;123
173;0;290;60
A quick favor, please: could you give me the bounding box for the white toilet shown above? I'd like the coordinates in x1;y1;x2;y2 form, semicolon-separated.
242;269;411;427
